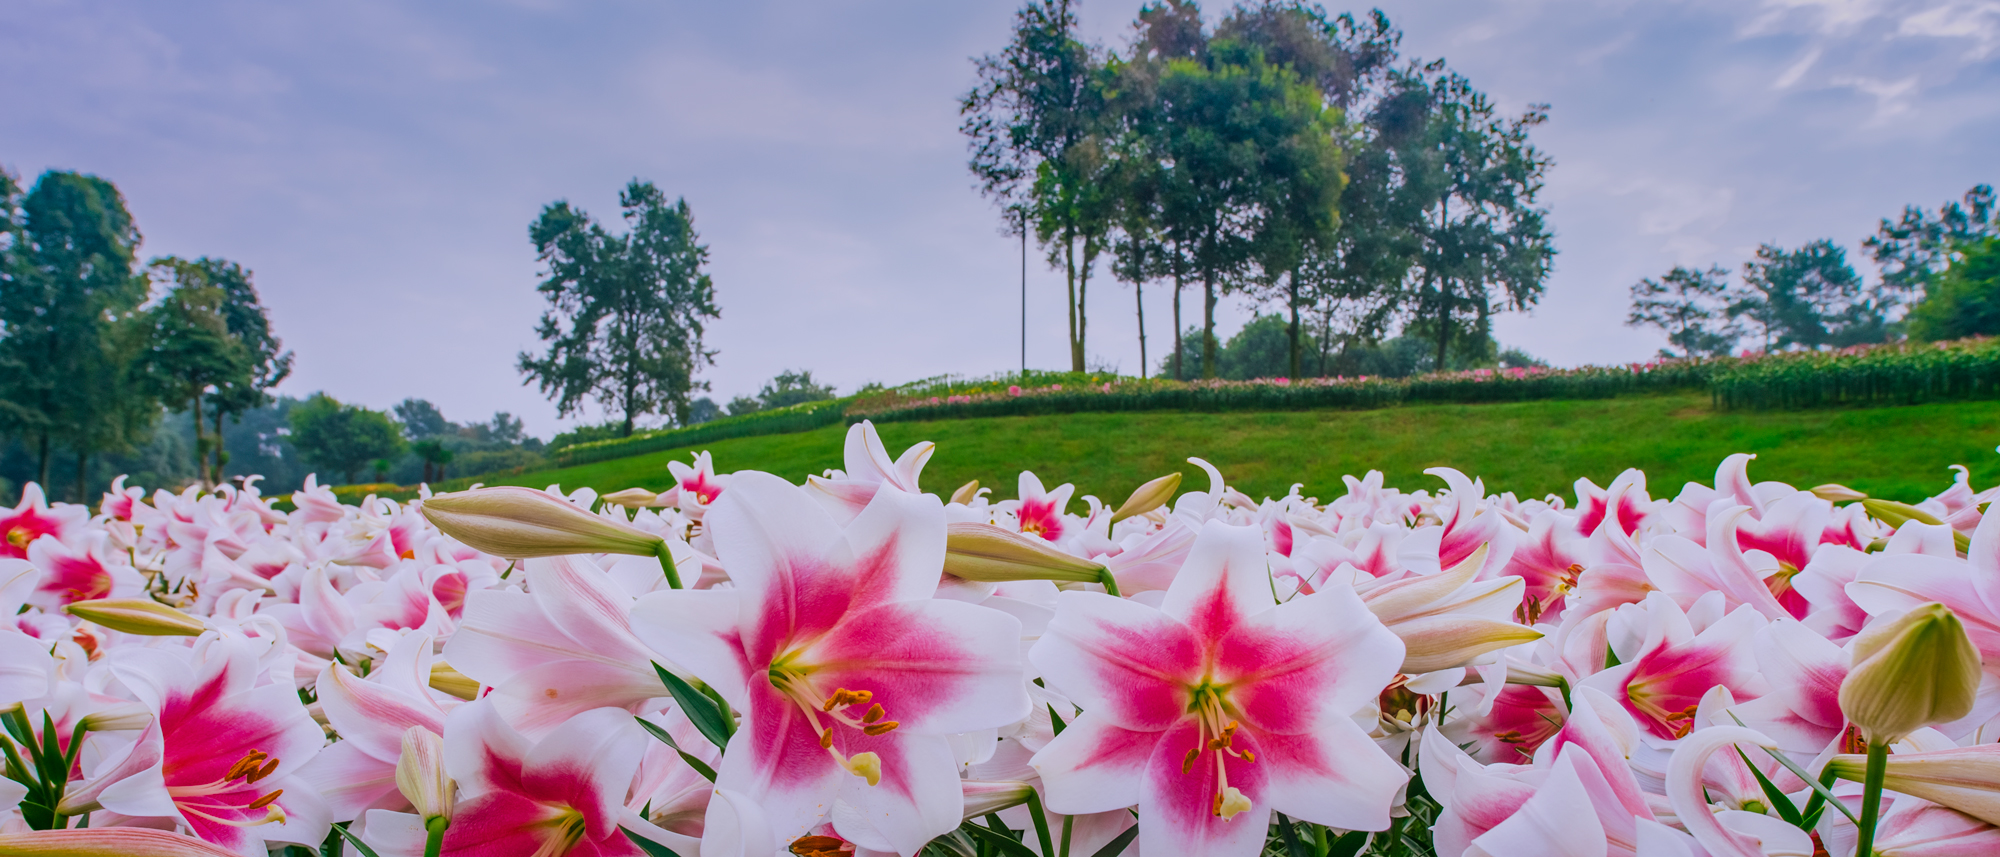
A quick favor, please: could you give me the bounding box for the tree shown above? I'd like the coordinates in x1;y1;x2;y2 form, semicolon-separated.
755;369;837;410
410;438;454;485
0;171;152;496
519;181;719;436
1626;265;1737;357
393;398;453;440
1866;183;1995;300
1906;236;2000;341
1734;240;1881;350
137;263;251;486
962;0;1112;371
198;258;292;483
287;394;405;485
1393;67;1556;371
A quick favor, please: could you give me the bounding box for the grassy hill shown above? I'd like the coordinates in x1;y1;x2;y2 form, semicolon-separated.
376;393;2000;506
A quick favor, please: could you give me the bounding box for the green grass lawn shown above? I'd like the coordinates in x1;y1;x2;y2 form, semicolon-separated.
419;394;2000;506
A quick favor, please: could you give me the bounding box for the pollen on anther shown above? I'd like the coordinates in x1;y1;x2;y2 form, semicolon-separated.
819;729;833;749
862;703;885;724
246;789;284;810
862;720;899;736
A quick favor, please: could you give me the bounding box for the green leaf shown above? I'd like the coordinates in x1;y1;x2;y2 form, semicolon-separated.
960;820;1040;857
1086;824;1139;857
621;826;686;857
1736;747;1804;828
653;662;731;750
1048;703;1068;737
1274;811;1310;857
633;717;717;782
331;821;386;857
1726;714;1858;826
1326;829;1368;857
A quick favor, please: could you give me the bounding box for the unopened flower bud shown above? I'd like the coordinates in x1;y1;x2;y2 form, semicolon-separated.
600;488;662;509
396;726;455;822
1811;484;1868;503
960;781;1035;817
1110;473;1182;523
1393;617;1544;674
1827;744;2000;825
78;702;154;732
421;486;666;559
943;522;1106;584
0;829;242;856
428;662;480;701
949;480;982;506
1862;499;1969;552
65;598;206;637
1840;603;1981;743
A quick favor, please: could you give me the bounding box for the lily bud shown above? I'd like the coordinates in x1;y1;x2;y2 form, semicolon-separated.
1111;472;1182;523
0;829;240;856
429;662;481;701
1827;745;2000;825
396;726;455;822
960;781;1036;817
79;701;154;732
600;487;662;508
421;486;666;559
1811;483;1868;503
1839;603;1981;743
1863;498;1944;528
949;480;981;505
1393;616;1545;674
943;522;1106;584
65;598;206;637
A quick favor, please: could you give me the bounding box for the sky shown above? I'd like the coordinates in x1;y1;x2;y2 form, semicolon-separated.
3;0;1996;437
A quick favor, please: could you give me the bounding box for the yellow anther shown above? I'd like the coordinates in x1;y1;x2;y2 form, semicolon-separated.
862;720;899;736
245;789;284;810
819;729;833;749
862;703;885;724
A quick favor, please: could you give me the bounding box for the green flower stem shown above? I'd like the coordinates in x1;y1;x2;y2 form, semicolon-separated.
423;816;448;857
654;542;683;590
1060;814;1073;857
1024;790;1056;857
1855;738;1889;857
1097;568;1121;598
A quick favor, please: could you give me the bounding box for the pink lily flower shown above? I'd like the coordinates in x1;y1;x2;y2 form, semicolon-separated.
666;451;727;509
296;631;454;821
629;471;1029;853
1029;520;1407;857
24;531;141;610
806;421;935;521
0;483;87;559
1583;592;1768;739
62;640;330;855
1010;471;1075;543
443;554;674;737
361;701;691;857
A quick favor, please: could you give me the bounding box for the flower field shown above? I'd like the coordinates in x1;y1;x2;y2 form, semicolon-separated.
5;421;2000;856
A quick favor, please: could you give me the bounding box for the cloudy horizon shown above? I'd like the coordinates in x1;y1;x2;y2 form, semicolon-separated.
3;0;1995;437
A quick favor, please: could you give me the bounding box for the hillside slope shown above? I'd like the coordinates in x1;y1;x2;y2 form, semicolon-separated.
415;394;2000;505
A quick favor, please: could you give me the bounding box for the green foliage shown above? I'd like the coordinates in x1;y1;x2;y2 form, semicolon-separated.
1866;183;1995;296
551;397;849;468
1907;237;2000;342
287;394;406;484
519;181;719;436
1734;240;1886;350
436;393;2000;511
724;369;838;417
1627;264;1738;357
1712;337;2000;409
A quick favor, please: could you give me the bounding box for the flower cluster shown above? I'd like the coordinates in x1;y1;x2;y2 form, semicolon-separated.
3;425;1999;857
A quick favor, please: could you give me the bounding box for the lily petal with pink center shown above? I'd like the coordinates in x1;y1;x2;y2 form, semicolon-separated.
1029;520;1407;857
630;471;1029;854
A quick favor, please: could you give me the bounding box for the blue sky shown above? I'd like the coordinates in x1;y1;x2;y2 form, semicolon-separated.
3;0;1996;436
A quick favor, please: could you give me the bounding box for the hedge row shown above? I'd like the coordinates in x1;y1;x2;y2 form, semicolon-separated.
1711;337;2000;409
551;398;850;467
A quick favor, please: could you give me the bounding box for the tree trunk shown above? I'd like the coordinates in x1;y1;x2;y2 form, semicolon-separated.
1434;305;1452;373
190;390;207;487
1134;280;1147;380
211;409;225;485
1286;270;1301;379
1076;235;1093;371
1201;269;1218;380
36;432;49;491
1064;231;1081;372
1171;254;1185;382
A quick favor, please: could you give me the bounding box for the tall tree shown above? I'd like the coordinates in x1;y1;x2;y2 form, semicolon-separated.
1393;68;1556;370
1626;264;1737;357
962;0;1111;372
1906;236;2000;342
288;394;405;485
1865;183;1995;300
1734;240;1880;350
0;171;152;495
519;181;719;436
138;261;251;486
200;259;292;484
